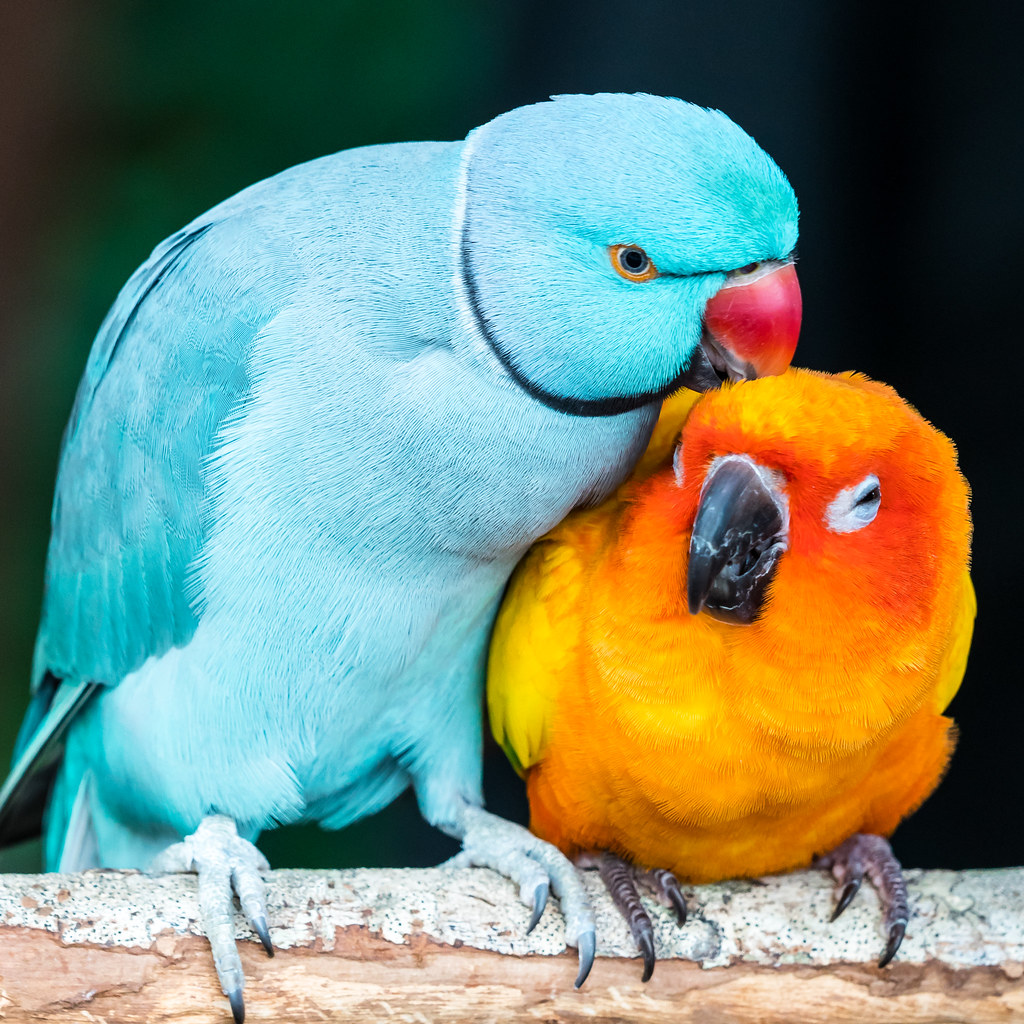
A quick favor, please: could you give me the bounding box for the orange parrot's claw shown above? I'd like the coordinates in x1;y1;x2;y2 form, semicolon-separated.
637;931;655;983
598;853;658;982
817;833;910;967
829;878;861;921
646;868;688;926
879;920;906;968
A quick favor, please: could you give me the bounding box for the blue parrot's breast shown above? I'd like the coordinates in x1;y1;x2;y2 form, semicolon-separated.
76;321;657;847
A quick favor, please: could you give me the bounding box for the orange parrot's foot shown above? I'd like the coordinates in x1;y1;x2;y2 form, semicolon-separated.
816;833;909;967
592;853;687;982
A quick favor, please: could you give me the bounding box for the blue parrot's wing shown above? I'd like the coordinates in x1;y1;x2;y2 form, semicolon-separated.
0;217;259;845
37;221;245;688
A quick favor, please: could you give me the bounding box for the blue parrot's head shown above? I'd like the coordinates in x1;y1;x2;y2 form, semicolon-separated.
458;92;801;416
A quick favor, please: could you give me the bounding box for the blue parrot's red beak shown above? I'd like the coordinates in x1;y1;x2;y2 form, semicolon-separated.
702;261;802;380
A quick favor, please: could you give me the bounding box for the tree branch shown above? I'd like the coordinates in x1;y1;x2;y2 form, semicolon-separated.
1;866;1022;1022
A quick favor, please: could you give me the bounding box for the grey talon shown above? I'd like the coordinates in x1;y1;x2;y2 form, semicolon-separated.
821;832;911;967
599;852;660;981
879;920;907;968
651;868;687;926
575;930;596;988
669;887;687;927
447;803;595;969
831;878;861;921
638;928;656;982
228;988;245;1024
252;914;274;957
527;881;549;933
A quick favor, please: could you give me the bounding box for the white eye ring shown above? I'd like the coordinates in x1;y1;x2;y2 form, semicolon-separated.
825;474;881;533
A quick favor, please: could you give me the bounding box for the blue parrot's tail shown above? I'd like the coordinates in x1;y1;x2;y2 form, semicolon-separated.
0;673;100;849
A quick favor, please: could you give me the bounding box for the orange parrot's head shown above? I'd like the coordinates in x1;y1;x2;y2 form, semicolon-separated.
656;369;972;664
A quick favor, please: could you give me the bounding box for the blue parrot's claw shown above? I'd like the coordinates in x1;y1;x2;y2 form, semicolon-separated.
252;914;275;957
574;928;596;988
598;852;658;982
150;815;272;1017
818;832;909;967
527;881;549;933
228;987;245;1024
445;804;597;985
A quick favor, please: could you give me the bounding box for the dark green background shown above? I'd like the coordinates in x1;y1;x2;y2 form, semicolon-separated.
1;0;1020;873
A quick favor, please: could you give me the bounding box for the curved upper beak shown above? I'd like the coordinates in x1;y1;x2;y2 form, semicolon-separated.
701;261;802;382
687;455;789;624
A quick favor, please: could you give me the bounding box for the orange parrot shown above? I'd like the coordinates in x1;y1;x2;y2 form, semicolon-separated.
488;368;974;983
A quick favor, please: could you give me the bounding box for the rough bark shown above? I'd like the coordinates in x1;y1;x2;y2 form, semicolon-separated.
1;866;1022;1022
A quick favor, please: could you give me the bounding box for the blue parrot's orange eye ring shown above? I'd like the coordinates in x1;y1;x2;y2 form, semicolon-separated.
611;244;658;282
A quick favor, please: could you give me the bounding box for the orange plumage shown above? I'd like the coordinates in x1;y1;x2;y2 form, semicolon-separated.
488;368;974;885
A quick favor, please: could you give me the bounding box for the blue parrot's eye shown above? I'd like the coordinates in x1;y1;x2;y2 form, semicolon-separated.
611;244;658;282
736;262;761;275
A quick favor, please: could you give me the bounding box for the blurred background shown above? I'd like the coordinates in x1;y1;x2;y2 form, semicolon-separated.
0;0;1020;873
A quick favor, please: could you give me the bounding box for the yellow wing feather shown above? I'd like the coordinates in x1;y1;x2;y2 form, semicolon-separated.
934;569;977;714
487;387;703;775
488;535;590;775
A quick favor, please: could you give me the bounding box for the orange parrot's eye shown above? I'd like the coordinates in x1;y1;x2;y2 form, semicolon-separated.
610;244;658;282
825;474;881;533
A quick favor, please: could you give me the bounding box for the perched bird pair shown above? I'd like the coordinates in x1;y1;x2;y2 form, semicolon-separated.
489;368;974;980
0;93;803;1018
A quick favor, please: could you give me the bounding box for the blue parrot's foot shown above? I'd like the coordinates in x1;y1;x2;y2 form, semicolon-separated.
590;853;686;982
149;815;272;1024
444;803;597;987
816;832;909;968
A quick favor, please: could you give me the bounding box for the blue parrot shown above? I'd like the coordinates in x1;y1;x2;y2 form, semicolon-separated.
0;93;800;1018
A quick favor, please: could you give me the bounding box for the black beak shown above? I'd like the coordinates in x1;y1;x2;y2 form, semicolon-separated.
676;327;762;393
687;455;788;624
675;335;729;390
